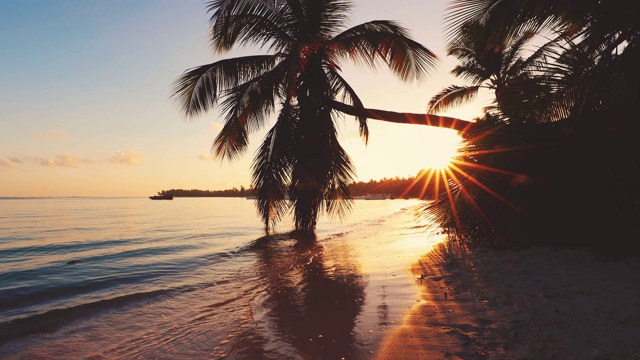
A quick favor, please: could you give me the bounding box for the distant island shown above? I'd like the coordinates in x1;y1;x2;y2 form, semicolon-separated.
156;170;441;199
156;187;253;198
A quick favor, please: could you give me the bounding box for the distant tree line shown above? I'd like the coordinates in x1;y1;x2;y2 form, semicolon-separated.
348;171;443;199
158;186;252;198
157;171;443;199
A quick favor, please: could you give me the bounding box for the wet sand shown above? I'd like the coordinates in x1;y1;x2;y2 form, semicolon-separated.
375;244;640;359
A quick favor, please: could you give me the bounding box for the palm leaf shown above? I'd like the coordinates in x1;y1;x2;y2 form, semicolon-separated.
251;103;297;233
212;61;288;160
444;0;574;43
331;20;437;81
502;31;536;72
324;65;369;142
171;55;280;117
322;138;356;221
211;115;249;161
451;63;489;85
428;85;480;114
207;0;291;52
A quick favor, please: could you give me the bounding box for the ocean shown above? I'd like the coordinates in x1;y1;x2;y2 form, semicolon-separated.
0;197;444;359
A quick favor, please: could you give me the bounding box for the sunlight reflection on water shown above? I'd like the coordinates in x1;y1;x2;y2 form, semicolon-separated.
0;198;443;359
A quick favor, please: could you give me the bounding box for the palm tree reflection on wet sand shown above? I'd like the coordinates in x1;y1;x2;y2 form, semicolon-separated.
227;231;368;359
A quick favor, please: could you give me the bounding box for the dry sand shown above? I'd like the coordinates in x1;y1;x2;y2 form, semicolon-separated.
375;244;640;359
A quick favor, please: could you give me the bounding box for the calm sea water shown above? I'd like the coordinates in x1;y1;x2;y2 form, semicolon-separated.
0;197;443;359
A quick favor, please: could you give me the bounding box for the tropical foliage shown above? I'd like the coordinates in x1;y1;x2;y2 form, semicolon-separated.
427;0;639;256
172;0;437;232
442;0;639;123
157;187;253;198
428;15;553;123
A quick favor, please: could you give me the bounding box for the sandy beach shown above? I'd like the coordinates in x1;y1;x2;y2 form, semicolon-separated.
376;244;640;359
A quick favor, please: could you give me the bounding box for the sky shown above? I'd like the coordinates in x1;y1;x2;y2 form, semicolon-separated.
0;0;489;197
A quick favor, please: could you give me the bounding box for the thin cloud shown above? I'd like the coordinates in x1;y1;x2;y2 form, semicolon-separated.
0;158;21;170
33;127;70;140
108;150;143;165
13;150;143;168
33;153;80;168
198;153;214;161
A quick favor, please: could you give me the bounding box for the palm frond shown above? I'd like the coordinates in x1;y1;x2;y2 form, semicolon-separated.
171;55;280;117
212;14;294;52
512;36;562;75
537;88;575;122
207;0;292;52
444;0;501;41
323;138;356;221
212;61;288;160
444;0;572;43
324;65;369;142
331;20;437;81
534;39;600;121
211;115;249;161
446;39;476;63
502;31;536;71
251;104;297;232
451;64;488;85
496;75;553;123
428;85;480;114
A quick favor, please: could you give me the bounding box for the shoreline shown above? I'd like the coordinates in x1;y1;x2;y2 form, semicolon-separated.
375;244;640;359
4;196;638;359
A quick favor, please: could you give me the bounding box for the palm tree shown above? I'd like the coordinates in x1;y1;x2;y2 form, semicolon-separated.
172;0;440;232
443;0;640;122
427;0;639;253
427;15;553;124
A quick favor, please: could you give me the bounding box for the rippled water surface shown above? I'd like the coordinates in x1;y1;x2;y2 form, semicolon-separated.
0;197;442;359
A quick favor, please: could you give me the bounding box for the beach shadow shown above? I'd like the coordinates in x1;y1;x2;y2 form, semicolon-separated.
376;243;502;359
377;241;640;359
231;231;367;359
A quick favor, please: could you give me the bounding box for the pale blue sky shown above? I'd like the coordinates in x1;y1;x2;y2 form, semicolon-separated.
0;0;486;197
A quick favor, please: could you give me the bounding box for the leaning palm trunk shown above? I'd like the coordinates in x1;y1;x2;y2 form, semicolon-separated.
331;100;477;133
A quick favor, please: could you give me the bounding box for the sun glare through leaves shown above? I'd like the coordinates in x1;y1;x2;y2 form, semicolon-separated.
401;125;531;236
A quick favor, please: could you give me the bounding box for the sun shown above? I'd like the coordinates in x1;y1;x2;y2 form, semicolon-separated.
422;130;463;170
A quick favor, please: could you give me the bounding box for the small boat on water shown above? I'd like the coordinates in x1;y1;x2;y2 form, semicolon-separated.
149;194;173;200
363;194;387;200
246;195;290;200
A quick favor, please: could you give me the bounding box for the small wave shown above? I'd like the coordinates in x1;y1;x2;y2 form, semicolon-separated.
0;276;237;344
0;245;250;326
239;233;294;252
0;288;172;343
0;271;160;318
324;231;349;240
